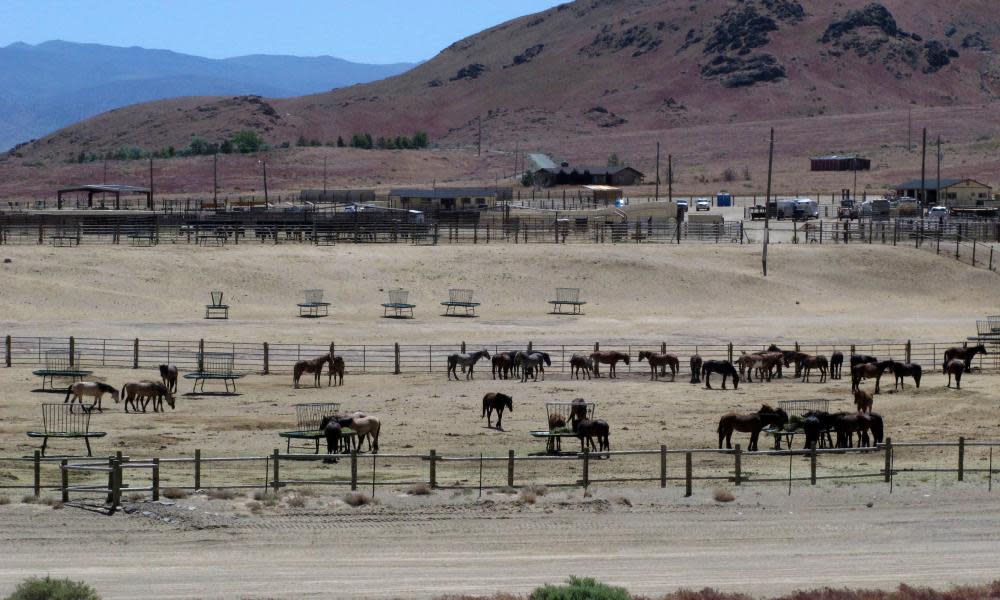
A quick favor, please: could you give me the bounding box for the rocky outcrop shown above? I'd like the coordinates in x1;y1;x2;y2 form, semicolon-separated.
821;3;906;43
450;64;487;81
580;22;665;58
508;44;545;67
701;54;786;88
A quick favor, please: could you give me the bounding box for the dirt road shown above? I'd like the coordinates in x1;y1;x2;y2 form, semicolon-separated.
3;483;999;599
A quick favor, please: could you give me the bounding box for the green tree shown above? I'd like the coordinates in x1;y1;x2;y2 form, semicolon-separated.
220;139;233;154
230;130;265;153
412;131;429;148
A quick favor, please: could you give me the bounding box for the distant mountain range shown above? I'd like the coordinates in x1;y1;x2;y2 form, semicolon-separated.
0;40;416;150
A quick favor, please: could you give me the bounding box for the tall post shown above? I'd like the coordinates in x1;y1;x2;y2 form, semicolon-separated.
263;342;270;375
936;135;941;207
763;127;774;276
654;142;660;201
958;436;965;482
734;444;742;486
660;444;667;488
194;449;202;490
429;449;437;489
809;444;817;485
148;157;154;210
684;452;692;497
213;153;219;209
61;459;69;503
4;335;9;367
507;449;515;487
394;343;401;375
33;450;41;497
883;438;892;483
582;448;590;490
133;338;139;369
272;449;280;491
350;451;358;491
69;336;75;367
262;158;269;206
920;128;927;209
152;458;160;501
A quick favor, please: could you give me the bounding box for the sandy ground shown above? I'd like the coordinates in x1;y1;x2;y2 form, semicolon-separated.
1;483;999;599
2;243;999;598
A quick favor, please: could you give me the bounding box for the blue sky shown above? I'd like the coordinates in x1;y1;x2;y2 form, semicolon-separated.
0;0;565;64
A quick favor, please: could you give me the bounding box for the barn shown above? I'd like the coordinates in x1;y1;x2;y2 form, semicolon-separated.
809;155;871;172
388;187;513;211
894;178;993;207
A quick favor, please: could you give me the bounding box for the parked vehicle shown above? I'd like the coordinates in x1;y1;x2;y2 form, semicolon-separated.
927;205;949;220
696;198;712;211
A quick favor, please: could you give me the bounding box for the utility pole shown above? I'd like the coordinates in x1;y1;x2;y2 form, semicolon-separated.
513;142;519;180
936;135;941;207
213;153;218;209
667;154;673;203
654;142;660;201
148;157;154;211
920;128;927;209
907;108;912;152
477;117;482;157
852;155;858;203
763;127;774;277
262;158;269;205
323;155;328;195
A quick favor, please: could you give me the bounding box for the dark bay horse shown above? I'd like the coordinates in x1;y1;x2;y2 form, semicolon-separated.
517;351;551;382
328;356;345;386
851;360;893;393
590;351;630;378
851;354;878;368
320;416;344;462
945;358;966;389
829;352;844;380
717;404;788;451
492;352;515;380
800;354;828;383
638;351;679;381
887;361;922;390
293;354;332;388
832;412;873;448
801;410;836;449
447;349;491;381
572;418;610;452
482;392;513;430
702;360;740;390
943;344;987;373
569;354;593;379
690;354;703;384
159;364;178;393
853;388;873;413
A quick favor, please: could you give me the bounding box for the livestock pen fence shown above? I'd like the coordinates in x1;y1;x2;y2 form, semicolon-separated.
1;439;998;504
4;336;997;376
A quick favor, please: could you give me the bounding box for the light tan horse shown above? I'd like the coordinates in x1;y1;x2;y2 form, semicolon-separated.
637;351;679;381
64;381;119;412
293;353;332;388
348;415;381;453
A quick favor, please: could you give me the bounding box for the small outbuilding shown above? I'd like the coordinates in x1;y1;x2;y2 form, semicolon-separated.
809;155;871;172
894;178;993;207
56;184;152;210
532;164;645;188
582;185;623;204
388;187;513;211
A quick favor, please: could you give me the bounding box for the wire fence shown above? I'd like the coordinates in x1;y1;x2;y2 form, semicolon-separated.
2;439;997;505
4;336;997;375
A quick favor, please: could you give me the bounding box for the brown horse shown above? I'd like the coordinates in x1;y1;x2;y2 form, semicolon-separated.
800;355;828;383
482;392;513;430
548;413;567;453
638;351;679;381
569;354;593;379
159;364;178;393
139;381;175;412
689;354;703;384
943;344;987;373
851;360;893;393
887;361;922;390
853;388;873;413
328;355;345;386
492;353;515;380
590;351;630;378
572;418;610;452
944;358;966;389
832;412;872;448
293;353;332;388
717;404;788;451
829;351;844;380
120;380;174;413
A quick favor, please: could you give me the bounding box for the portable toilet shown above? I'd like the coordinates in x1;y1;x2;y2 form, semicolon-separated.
716;192;733;207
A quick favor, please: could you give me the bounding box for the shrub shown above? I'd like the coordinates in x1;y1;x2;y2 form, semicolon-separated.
713;488;735;503
518;490;537;505
206;489;237;500
406;483;433;496
286;495;306;508
721;167;737;182
161;488;188;500
531;576;630;600
343;492;373;507
230;130;265;154
523;485;547;497
0;495;10;505
4;575;100;600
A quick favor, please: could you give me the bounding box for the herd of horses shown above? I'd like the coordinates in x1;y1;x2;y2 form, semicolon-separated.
62;364;180;413
717;404;885;452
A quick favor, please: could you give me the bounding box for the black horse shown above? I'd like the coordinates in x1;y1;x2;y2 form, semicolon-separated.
689;354;703;384
481;392;513;430
887;361;922;390
320;416;344;463
572;418;610;452
702;360;740;390
801;410;836;449
829;352;844;380
850;354;878;368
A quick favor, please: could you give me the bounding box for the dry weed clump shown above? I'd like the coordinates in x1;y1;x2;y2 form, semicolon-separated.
343;492;374;507
406;483;433;496
206;488;237;500
517;490;537;505
286;495;307;508
712;488;735;503
161;488;188;500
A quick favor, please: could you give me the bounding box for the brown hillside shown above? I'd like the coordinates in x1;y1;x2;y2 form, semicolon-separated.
5;0;1000;194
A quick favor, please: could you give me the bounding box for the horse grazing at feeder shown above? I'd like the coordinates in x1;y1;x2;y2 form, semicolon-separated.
853;388;874;413
570;354;594;379
159;364;178;393
337;413;380;453
689;354;703;384
702;360;740;390
800;354;829;383
832;412;873;448
943;344;987;374
887;361;922;390
572;418;610;453
293;353;332;388
319;416;344;462
447;349;491;381
851;360;893;394
481;392;513;430
717;404;788;451
589;351;630;378
638;351;679;381
829;352;844;380
64;381;119;413
738;352;781;383
801;410;836;449
944;358;967;389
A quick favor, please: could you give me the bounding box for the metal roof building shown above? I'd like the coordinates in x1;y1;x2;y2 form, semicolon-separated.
56;184;152;210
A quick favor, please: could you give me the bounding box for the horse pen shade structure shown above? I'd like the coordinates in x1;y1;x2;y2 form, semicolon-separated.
56;184;152;210
809;155;871;172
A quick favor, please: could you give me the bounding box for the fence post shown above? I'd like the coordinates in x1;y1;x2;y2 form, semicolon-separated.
33;450;40;497
5;335;10;367
429;449;437;489
972;241;977;267
350;451;358;491
461;341;466;354
152;458;160;501
883;437;892;483
905;340;911;364
133;338;139;369
850;344;856;358
527;341;533;353
507;449;515;487
734;444;742;486
810;445;817;485
660;444;667;488
727;342;733;363
272;449;280;491
958;436;965;481
263;342;269;375
194;449;201;490
684;452;692;497
990;247;994;271
582;448;590;490
69;337;75;367
394;343;401;374
61;459;68;502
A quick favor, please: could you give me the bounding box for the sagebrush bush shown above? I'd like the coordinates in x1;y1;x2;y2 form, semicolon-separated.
4;575;100;600
531;576;630;600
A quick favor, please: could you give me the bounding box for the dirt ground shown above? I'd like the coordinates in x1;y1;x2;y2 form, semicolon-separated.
2;242;999;598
